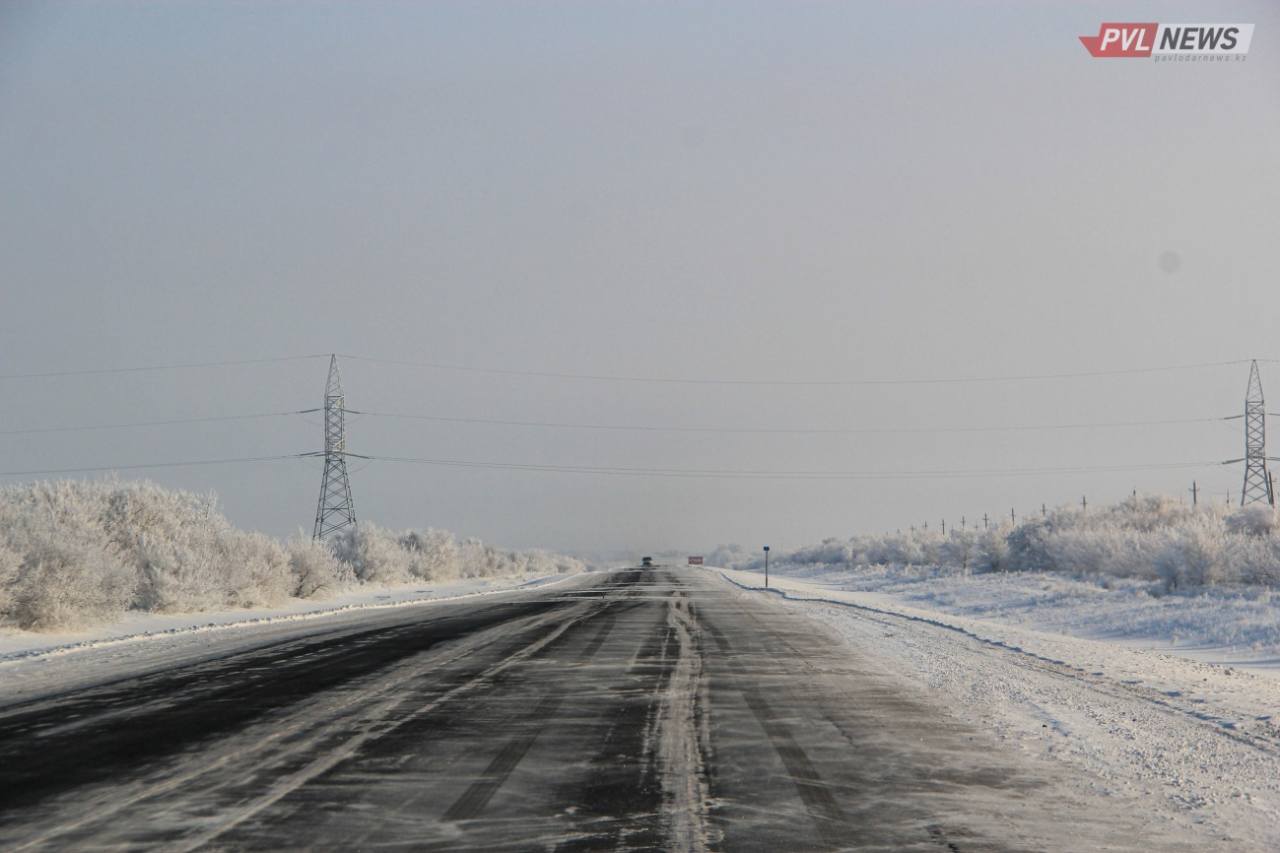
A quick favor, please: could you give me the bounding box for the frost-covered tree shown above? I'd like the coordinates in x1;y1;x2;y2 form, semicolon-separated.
399;527;459;581
1156;518;1226;591
330;523;413;585
1226;505;1280;538
0;479;585;632
735;493;1280;591
286;534;353;598
0;481;134;629
940;530;977;575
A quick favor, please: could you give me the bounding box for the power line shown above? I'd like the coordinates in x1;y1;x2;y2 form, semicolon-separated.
348;409;1234;436
0;454;306;478
0;351;1253;387
0;411;307;436
0;450;1224;482
355;454;1221;481
0;353;1252;490
0;408;1233;438
0;355;326;381
340;354;1249;387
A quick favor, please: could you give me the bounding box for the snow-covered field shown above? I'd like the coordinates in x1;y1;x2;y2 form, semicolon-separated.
757;562;1280;674
717;565;1280;849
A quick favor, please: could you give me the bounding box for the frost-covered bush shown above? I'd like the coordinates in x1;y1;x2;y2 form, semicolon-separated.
0;481;135;629
1224;534;1280;586
0;541;20;619
939;530;979;573
1156;518;1226;590
222;532;292;609
11;534;135;630
458;537;513;579
330;523;413;585
1006;519;1057;573
0;479;584;632
975;528;1010;573
790;538;853;568
708;543;750;568
554;551;588;574
286;534;353;598
398;528;458;581
1226;505;1280;537
740;494;1280;590
103;483;293;612
132;528;225;612
324;524;587;584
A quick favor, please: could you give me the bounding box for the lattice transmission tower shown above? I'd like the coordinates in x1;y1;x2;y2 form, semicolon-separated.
1241;359;1274;506
313;354;357;539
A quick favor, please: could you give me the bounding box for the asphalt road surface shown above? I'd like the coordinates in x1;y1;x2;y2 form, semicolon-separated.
0;569;1186;851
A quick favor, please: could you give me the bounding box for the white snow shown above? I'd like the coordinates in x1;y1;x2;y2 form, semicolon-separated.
739;562;1280;675
0;571;584;705
715;565;1280;850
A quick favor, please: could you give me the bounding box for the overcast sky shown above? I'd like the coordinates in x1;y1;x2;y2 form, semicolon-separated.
1;1;1278;557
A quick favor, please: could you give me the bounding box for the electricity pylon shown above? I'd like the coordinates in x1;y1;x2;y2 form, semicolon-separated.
1241;359;1274;506
313;354;357;539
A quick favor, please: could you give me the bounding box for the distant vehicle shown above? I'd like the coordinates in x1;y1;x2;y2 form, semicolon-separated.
688;556;704;565
641;556;653;568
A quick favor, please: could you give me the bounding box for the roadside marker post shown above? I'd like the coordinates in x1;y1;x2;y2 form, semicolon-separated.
763;545;770;589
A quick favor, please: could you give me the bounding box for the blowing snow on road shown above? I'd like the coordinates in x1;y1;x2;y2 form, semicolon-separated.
0;568;1223;851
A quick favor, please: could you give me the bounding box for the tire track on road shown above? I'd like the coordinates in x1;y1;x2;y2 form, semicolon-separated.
713;593;974;852
441;606;618;822
554;572;687;852
0;599;566;818
700;617;850;848
442;692;566;821
164;604;605;853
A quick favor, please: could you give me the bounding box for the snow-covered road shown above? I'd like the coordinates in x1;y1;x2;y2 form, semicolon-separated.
720;567;1280;850
0;569;1251;850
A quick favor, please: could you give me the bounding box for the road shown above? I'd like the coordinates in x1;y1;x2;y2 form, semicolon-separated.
0;569;1188;851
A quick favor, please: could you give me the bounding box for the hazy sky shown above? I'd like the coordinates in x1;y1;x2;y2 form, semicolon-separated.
1;1;1278;556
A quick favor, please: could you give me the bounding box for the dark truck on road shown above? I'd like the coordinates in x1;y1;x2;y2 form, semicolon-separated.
641;557;653;568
